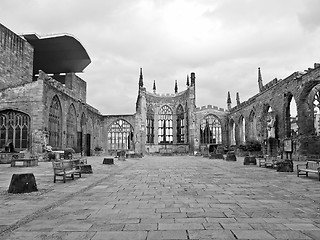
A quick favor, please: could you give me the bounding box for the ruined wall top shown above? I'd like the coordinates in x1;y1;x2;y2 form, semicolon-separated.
0;23;33;91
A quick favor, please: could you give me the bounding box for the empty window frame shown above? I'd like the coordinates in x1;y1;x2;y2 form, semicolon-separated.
146;106;154;143
176;105;185;143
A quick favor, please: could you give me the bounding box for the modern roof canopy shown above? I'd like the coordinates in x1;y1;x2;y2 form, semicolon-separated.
23;33;91;75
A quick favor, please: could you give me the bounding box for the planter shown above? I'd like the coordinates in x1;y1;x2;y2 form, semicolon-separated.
225;151;237;161
243;156;257;165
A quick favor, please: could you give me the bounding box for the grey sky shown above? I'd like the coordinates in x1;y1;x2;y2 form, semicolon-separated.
1;0;320;115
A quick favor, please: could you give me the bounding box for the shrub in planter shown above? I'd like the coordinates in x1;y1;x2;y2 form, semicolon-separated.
238;141;261;152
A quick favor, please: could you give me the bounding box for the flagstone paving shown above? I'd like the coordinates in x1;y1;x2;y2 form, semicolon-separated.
0;155;320;239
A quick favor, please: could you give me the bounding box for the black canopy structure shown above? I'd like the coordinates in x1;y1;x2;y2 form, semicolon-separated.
23;33;91;75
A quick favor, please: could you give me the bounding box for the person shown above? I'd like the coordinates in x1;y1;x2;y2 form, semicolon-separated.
5;140;15;152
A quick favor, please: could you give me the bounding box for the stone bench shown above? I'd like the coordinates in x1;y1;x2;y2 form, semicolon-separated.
297;161;320;180
159;148;173;156
11;158;38;167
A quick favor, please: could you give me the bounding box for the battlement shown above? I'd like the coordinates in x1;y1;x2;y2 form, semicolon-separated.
146;89;188;97
195;105;226;112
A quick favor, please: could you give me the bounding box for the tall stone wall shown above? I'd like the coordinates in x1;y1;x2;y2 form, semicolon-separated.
228;63;320;160
0;24;33;90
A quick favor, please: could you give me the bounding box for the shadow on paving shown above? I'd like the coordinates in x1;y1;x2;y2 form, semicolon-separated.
0;155;319;240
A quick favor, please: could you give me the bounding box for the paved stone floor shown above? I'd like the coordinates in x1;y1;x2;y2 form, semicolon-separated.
0;155;320;240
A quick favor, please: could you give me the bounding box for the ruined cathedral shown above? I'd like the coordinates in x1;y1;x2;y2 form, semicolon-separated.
1;22;320;161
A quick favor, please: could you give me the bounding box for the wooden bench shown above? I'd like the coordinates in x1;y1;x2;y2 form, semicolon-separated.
52;160;81;183
11;158;38;167
297;161;320;181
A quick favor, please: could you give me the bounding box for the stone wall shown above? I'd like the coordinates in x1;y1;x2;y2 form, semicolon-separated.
228;63;320;160
0;24;33;90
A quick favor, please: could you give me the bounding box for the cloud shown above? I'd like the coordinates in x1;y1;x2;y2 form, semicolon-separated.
1;0;320;114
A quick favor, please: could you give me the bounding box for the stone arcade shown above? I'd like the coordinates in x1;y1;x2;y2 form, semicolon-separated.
1;23;320;161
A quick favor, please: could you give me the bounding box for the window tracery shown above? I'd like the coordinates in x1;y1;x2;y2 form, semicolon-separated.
200;114;222;144
108;119;133;150
0;110;30;150
158;105;173;144
49;96;62;148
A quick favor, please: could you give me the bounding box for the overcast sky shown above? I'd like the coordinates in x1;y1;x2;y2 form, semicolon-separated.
1;0;320;115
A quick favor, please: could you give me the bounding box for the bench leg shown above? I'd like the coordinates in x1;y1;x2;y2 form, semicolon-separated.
72;173;74;180
63;174;66;183
54;175;56;183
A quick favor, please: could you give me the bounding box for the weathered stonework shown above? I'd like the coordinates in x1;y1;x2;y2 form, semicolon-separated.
228;64;320;160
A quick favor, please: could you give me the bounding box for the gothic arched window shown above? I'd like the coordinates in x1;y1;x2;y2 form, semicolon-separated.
200;115;222;144
66;104;77;148
146;106;154;144
229;119;236;145
249;110;258;141
0;110;30;150
176;105;185;143
239;115;245;144
49;96;62;148
158;105;173;144
108;119;133;150
313;90;320;136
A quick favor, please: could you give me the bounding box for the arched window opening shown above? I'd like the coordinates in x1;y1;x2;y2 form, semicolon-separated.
239;116;245;144
108;119;133;150
49;96;62;148
176;105;185;143
229;119;236;145
0;110;30;151
313;90;320;136
200;115;222;144
146;106;154;144
249;110;258;141
290;97;298;136
66;104;77;148
158;105;173;144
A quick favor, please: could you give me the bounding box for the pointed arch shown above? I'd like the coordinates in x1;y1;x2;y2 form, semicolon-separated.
200;114;222;144
146;105;154;144
239;115;246;144
48;95;62;148
158;105;173;144
66;104;77;148
229;118;236;145
176;104;185;143
313;89;320;136
108;119;134;150
284;92;298;137
248;110;258;141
